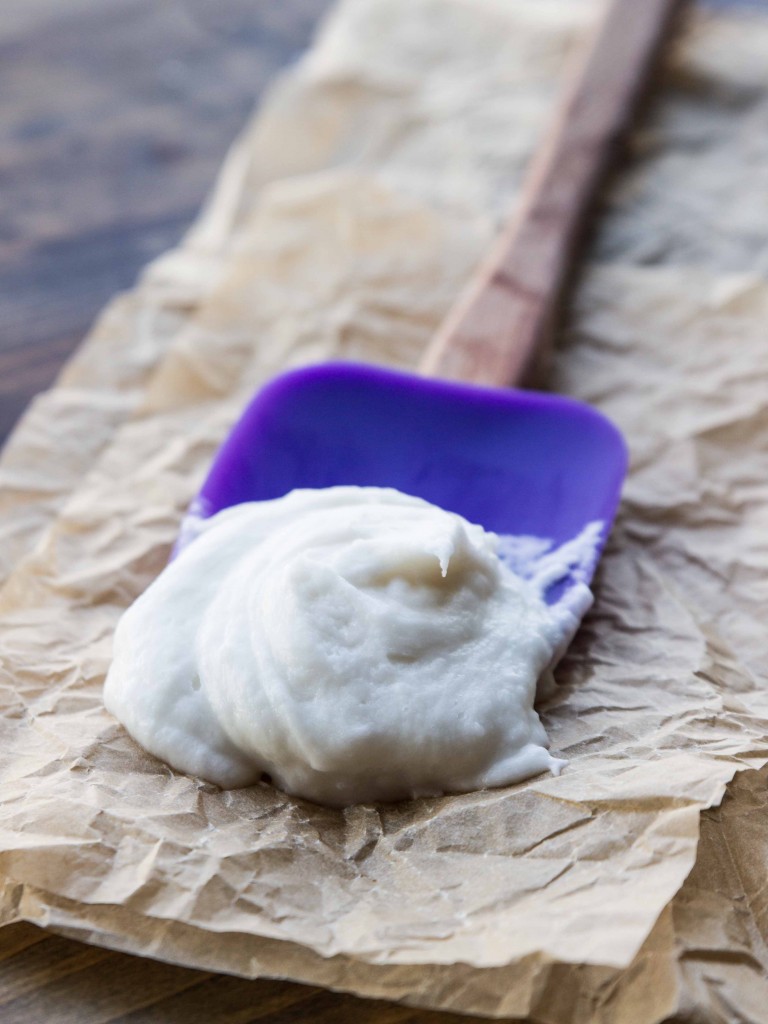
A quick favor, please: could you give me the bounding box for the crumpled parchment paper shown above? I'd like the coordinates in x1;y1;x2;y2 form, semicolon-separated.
2;1;768;1020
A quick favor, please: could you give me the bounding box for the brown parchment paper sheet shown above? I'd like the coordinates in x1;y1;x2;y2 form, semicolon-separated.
2;1;768;1020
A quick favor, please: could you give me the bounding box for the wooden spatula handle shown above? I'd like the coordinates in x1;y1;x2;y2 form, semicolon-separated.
419;0;681;389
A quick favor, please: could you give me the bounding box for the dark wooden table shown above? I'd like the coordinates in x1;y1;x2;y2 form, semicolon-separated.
0;1;755;1021
0;921;479;1024
0;0;334;442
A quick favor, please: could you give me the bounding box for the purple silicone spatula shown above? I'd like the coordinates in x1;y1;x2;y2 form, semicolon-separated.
177;0;679;593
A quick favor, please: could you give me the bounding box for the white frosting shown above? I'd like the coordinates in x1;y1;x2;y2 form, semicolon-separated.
104;487;597;807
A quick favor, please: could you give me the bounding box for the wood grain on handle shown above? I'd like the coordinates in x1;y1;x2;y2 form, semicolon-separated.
419;0;682;389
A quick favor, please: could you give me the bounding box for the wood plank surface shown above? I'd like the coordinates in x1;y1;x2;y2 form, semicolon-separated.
0;0;331;443
0;1;755;1022
0;921;491;1024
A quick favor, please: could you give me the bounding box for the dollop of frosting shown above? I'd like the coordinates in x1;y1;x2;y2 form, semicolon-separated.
104;487;591;807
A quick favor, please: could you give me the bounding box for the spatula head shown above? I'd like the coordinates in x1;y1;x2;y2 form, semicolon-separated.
179;363;627;586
